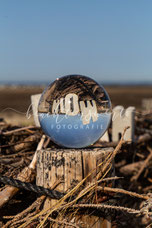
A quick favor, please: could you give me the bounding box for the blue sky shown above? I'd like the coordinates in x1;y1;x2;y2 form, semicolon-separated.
0;0;152;83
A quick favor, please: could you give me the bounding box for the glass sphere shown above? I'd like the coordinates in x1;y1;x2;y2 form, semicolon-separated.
38;75;112;148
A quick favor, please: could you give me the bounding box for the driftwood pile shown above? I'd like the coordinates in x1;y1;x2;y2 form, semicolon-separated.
0;111;152;227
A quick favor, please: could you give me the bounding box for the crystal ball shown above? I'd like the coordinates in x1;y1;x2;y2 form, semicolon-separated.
38;75;112;148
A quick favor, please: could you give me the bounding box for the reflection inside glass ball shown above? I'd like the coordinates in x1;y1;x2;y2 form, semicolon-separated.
38;75;112;148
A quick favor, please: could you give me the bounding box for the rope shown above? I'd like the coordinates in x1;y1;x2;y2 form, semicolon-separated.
0;175;65;200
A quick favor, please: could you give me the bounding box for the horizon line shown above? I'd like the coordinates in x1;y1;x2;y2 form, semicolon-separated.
0;79;152;86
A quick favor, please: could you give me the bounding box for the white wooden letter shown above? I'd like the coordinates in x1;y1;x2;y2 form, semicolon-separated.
52;99;60;114
65;93;79;116
80;100;98;125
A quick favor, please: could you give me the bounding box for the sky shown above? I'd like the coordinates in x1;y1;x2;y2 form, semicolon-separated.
0;0;152;84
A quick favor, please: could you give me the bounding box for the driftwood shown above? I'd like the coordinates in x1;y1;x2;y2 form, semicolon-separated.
2;126;38;135
0;111;152;227
120;161;144;176
137;133;152;143
95;132;152;148
0;135;46;209
13;134;39;152
3;180;61;228
131;147;152;182
0;166;35;209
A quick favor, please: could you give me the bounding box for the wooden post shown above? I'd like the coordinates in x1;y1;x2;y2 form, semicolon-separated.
36;147;114;227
